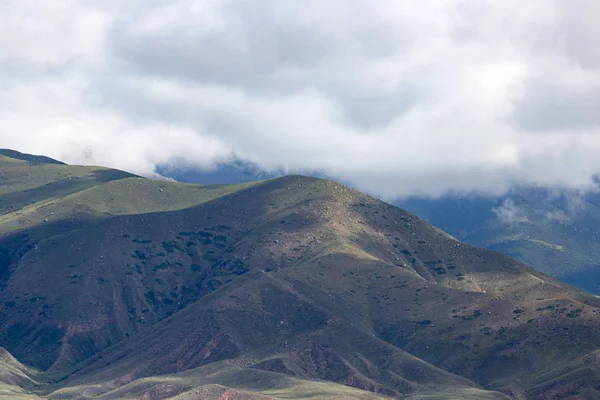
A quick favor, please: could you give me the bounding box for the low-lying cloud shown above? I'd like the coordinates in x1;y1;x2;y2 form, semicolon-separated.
2;0;600;198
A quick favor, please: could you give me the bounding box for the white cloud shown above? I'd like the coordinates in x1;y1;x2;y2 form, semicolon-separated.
1;0;600;198
493;199;519;225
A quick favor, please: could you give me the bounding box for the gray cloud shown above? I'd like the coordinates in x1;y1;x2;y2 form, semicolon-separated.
1;0;600;198
513;77;600;131
107;0;414;129
558;0;600;70
109;0;407;88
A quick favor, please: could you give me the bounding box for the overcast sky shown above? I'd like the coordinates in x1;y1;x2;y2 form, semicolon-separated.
1;0;600;198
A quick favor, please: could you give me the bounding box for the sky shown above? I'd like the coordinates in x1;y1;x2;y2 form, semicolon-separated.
1;0;600;198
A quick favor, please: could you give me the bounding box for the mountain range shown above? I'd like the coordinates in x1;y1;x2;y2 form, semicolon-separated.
2;149;600;399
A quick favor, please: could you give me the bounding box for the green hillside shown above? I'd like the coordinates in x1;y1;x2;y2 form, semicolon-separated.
2;151;600;399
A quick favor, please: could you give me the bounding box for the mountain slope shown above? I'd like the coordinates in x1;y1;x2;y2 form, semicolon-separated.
45;175;600;398
2;151;600;399
398;188;600;294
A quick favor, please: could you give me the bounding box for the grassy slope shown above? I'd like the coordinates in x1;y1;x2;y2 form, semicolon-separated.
47;362;394;400
47;361;510;400
2;153;600;399
0;155;259;235
1;156;127;212
0;347;42;399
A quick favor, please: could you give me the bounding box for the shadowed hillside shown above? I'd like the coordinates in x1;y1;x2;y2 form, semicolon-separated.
2;151;600;399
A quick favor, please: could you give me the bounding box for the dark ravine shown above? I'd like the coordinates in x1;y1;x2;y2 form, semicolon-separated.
1;151;600;399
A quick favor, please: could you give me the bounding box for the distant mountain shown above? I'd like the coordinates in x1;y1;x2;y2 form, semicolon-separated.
3;151;600;399
398;187;600;295
156;160;278;185
156;160;333;186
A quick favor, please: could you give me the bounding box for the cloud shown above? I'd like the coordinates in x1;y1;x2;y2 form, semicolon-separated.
493;199;519;225
513;72;600;132
1;0;600;198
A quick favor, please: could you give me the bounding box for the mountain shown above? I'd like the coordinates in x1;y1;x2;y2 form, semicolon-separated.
398;187;600;295
2;151;600;399
158;163;600;296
